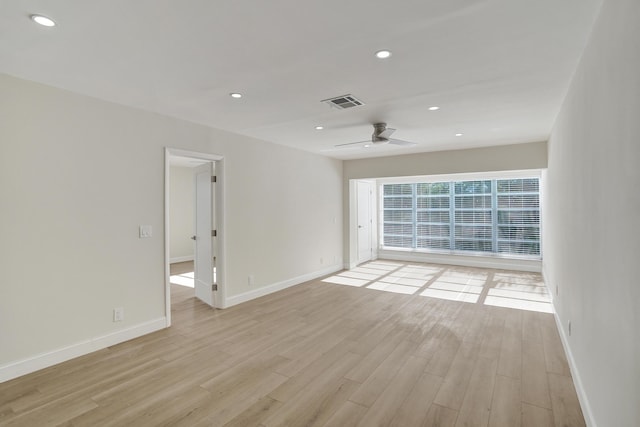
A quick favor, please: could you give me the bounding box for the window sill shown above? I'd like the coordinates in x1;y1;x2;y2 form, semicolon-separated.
378;247;542;273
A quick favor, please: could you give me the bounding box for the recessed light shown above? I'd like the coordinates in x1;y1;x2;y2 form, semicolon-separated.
375;50;392;59
30;14;56;27
230;93;242;99
428;106;440;111
315;126;324;130
455;133;463;137
363;144;371;148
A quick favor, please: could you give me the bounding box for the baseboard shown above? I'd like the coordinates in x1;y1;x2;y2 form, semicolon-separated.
378;250;542;273
0;317;167;383
546;272;597;427
223;263;343;308
170;255;194;264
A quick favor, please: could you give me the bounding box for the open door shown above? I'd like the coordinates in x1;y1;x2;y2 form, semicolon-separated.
193;162;216;307
357;180;373;264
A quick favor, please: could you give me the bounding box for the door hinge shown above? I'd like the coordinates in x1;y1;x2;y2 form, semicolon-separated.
211;176;217;183
212;230;217;237
212;284;218;291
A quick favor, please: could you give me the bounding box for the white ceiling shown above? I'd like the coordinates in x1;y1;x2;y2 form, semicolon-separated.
0;0;603;160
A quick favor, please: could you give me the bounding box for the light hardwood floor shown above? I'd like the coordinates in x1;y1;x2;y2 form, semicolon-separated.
0;260;585;427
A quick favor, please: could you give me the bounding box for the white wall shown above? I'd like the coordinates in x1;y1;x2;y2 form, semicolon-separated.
543;0;639;425
343;142;547;266
169;166;195;262
343;141;547;180
0;74;343;380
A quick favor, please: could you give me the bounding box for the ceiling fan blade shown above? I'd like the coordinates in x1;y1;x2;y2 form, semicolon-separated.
388;138;417;146
320;144;369;153
377;127;396;139
334;140;369;147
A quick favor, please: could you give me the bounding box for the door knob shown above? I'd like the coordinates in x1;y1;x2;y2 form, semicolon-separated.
358;225;363;229
191;235;197;240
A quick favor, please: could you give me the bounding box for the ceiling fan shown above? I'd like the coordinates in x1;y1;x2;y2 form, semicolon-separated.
333;123;417;149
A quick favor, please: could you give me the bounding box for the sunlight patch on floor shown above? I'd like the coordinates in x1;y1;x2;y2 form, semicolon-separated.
367;282;419;295
322;275;371;287
488;287;551;303
375;275;428;288
363;264;437;295
493;282;547;294
428;280;484;294
484;276;552;313
323;263;398;287
493;272;544;286
365;261;404;271
420;288;480;303
339;270;384;281
438;272;488;287
350;266;396;276
323;260;552;313
170;274;195;288
484;295;553;313
419;270;488;303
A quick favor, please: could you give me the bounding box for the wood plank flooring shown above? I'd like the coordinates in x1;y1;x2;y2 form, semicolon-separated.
0;260;585;426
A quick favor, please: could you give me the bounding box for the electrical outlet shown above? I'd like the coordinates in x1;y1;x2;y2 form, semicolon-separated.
248;275;255;287
113;307;124;322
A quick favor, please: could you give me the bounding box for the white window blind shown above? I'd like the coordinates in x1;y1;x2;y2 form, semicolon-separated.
496;178;540;255
382;177;540;257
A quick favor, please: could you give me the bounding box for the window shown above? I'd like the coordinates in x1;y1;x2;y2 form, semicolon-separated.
382;178;540;257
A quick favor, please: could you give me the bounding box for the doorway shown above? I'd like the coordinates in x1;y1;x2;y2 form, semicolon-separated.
356;180;374;264
348;179;376;268
164;148;225;326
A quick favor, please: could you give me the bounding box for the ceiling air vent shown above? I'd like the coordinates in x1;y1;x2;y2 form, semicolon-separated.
321;94;365;110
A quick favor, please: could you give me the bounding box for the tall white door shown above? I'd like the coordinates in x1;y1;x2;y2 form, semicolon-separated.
357;181;373;264
194;163;215;307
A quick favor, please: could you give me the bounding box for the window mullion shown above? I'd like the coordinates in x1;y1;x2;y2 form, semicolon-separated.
491;180;498;252
412;183;417;249
449;183;455;250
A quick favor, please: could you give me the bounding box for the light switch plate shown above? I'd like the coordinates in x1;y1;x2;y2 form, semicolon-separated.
113;307;124;322
139;225;152;238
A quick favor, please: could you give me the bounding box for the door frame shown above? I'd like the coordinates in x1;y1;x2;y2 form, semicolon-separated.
164;148;226;326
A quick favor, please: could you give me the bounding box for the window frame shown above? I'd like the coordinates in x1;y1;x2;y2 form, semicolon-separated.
378;171;542;261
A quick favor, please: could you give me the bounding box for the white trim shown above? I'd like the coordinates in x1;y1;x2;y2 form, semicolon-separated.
345;261;358;270
378;249;541;272
164;150;172;326
170;255;194;264
223;264;343;308
375;169;542;185
213;159;227;309
0;317;166;383
166;148;223;162
543;269;596;427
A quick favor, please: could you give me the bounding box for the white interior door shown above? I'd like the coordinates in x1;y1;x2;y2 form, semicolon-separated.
194;163;215;306
357;181;373;264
